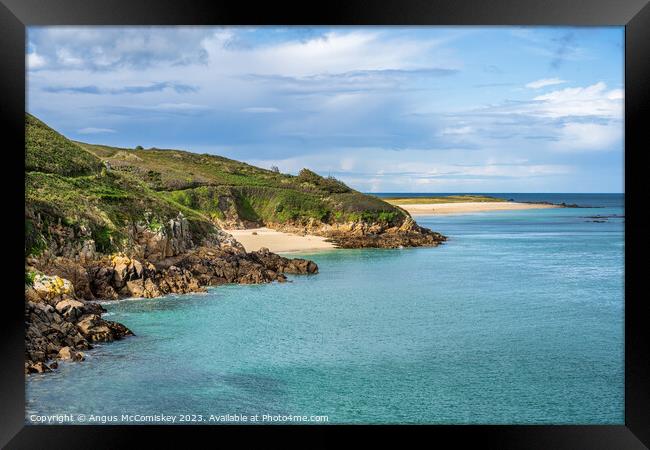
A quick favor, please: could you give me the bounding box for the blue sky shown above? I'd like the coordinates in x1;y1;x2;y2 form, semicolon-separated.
26;26;624;193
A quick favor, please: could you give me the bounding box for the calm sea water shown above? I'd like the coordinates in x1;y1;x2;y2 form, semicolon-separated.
26;194;624;424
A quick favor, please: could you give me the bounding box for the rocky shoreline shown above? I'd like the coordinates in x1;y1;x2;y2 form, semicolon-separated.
25;243;318;374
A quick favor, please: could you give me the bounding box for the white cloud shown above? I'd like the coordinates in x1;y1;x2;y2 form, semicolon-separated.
77;127;116;134
525;78;566;89
531;82;623;119
201;30;456;78
56;48;84;67
552;122;622;151
27;52;46;69
28;27;211;71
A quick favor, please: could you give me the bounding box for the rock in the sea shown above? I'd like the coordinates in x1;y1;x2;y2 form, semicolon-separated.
326;228;446;249
26;361;52;374
173;246;318;287
83;301;107;315
248;247;318;275
76;315;115;342
75;313;134;343
57;346;85;361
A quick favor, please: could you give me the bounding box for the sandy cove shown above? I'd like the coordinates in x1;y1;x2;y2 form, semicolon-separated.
224;227;336;253
395;201;559;216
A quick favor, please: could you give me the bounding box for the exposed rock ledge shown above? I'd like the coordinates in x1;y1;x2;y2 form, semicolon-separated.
25;246;318;374
25;274;133;374
267;216;447;249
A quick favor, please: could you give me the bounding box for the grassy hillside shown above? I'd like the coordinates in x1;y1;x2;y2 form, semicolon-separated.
25;114;215;256
25;114;410;257
75;142;407;227
26;115;104;176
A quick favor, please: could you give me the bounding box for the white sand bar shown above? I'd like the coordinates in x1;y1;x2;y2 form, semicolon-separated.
224;227;336;253
395;201;559;215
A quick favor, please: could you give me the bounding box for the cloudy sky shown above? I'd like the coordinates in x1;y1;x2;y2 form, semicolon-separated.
27;26;624;193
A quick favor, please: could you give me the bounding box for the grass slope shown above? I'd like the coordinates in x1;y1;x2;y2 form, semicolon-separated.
75;143;406;227
25;114;215;256
26;115;104;177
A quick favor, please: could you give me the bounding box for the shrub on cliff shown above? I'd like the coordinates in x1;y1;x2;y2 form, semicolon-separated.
297;168;351;194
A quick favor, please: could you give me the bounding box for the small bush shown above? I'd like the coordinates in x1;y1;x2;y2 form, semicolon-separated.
25;270;37;286
92;226;113;253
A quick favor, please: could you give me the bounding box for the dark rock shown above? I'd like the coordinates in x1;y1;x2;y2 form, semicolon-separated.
26;362;52;374
327;229;446;249
76;314;130;342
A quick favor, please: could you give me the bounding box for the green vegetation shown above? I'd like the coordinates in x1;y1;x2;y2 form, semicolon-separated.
77;133;405;227
25;113;409;257
384;195;508;205
25;218;47;256
26;114;103;176
25;114;216;256
25;269;37;287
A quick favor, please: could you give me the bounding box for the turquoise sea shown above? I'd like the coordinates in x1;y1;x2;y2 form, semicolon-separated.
26;194;624;424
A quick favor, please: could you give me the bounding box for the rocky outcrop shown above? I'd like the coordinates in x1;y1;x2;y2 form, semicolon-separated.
25;239;319;374
326;228;446;248
175;246;318;286
268;216;447;249
25;274;133;374
27;256;96;299
30;239;319;303
25;209;97;260
129;212;193;261
326;217;447;248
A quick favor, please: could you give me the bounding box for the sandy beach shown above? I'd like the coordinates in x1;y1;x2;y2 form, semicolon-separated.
224;227;336;253
392;201;559;215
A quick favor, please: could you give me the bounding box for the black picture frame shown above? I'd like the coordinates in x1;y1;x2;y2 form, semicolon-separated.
2;0;648;447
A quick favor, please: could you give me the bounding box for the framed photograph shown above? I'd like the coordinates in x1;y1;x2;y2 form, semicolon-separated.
2;0;648;447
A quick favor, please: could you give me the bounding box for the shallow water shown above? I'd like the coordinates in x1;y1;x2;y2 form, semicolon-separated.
26;194;624;424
